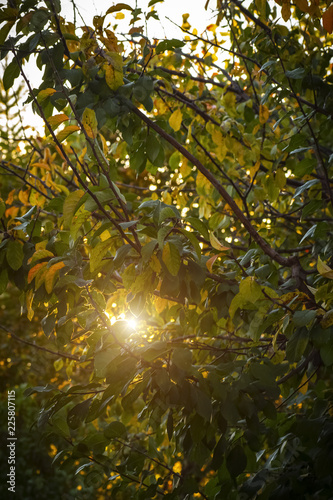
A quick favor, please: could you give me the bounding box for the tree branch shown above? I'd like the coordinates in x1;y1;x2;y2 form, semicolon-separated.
130;104;297;268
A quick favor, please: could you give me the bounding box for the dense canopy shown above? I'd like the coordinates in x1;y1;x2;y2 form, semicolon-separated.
1;0;333;498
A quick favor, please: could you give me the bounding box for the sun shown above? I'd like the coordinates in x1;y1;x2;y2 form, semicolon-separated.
126;318;137;330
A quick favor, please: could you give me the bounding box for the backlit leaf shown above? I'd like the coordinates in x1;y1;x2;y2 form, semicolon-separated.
162;242;181;276
317;256;333;279
28;262;48;284
209;232;229;252
90;238;112;272
44;262;66;294
169;108;182;132
82;108;98;139
63;190;84;228
37;88;57;103
259;104;269;124
28;249;54;265
56;125;80;143
48;113;69;131
239;277;263;303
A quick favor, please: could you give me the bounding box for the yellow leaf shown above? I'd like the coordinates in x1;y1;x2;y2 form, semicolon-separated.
223;91;236;111
105;63;123;91
18;189;30;206
63;190;84;228
54;359;64;371
323;5;333;34
47;113;69;131
115;12;125;19
207;24;217;32
299;372;308;395
82;108;98;139
6;189;15;205
162;242;181;276
150;254;161;273
44;262;66;294
37;88;56;103
103;29;120;52
28;249;54;265
30;162;51;171
36;241;48;251
90;238;112;272
196;171;213;195
259;104;270;124
275;168;286;189
28;262;48;284
211;128;223;146
321;309;333;329
206;254;219;273
169;109;182;132
103;53;123;91
317;256;333;279
26;289;34;321
250;160;261;177
154;295;171;314
209;233;229;252
281;1;291;21
198;79;204;96
56;125;80;143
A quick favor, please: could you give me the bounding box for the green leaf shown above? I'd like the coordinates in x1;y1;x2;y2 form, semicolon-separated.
84;189;116;211
104;421;127;439
6;240;24;270
180;228;201;259
156;38;185;54
320;344;333;367
146;134;161;163
159;206;179;224
294;179;319;199
167;411;173;440
299;224;317;244
292;310;316;327
186;216;209;240
67;399;92;429
195;388;212;421
172;347;192;372
162;242;181;276
0;268;8;294
285;68;306;79
286;328;309;363
226;445;247;477
94;348;121;378
90;238;112;272
239;277;263;303
3;59;20;91
0;198;5;218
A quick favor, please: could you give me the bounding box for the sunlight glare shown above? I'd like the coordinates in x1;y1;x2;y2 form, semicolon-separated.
127;318;137;330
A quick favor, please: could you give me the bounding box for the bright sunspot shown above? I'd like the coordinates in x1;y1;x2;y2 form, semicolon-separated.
126;318;137;330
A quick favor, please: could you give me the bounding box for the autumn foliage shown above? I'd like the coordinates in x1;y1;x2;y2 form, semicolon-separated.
1;0;333;498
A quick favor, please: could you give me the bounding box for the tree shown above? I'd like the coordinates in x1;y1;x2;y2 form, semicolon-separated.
1;0;333;498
